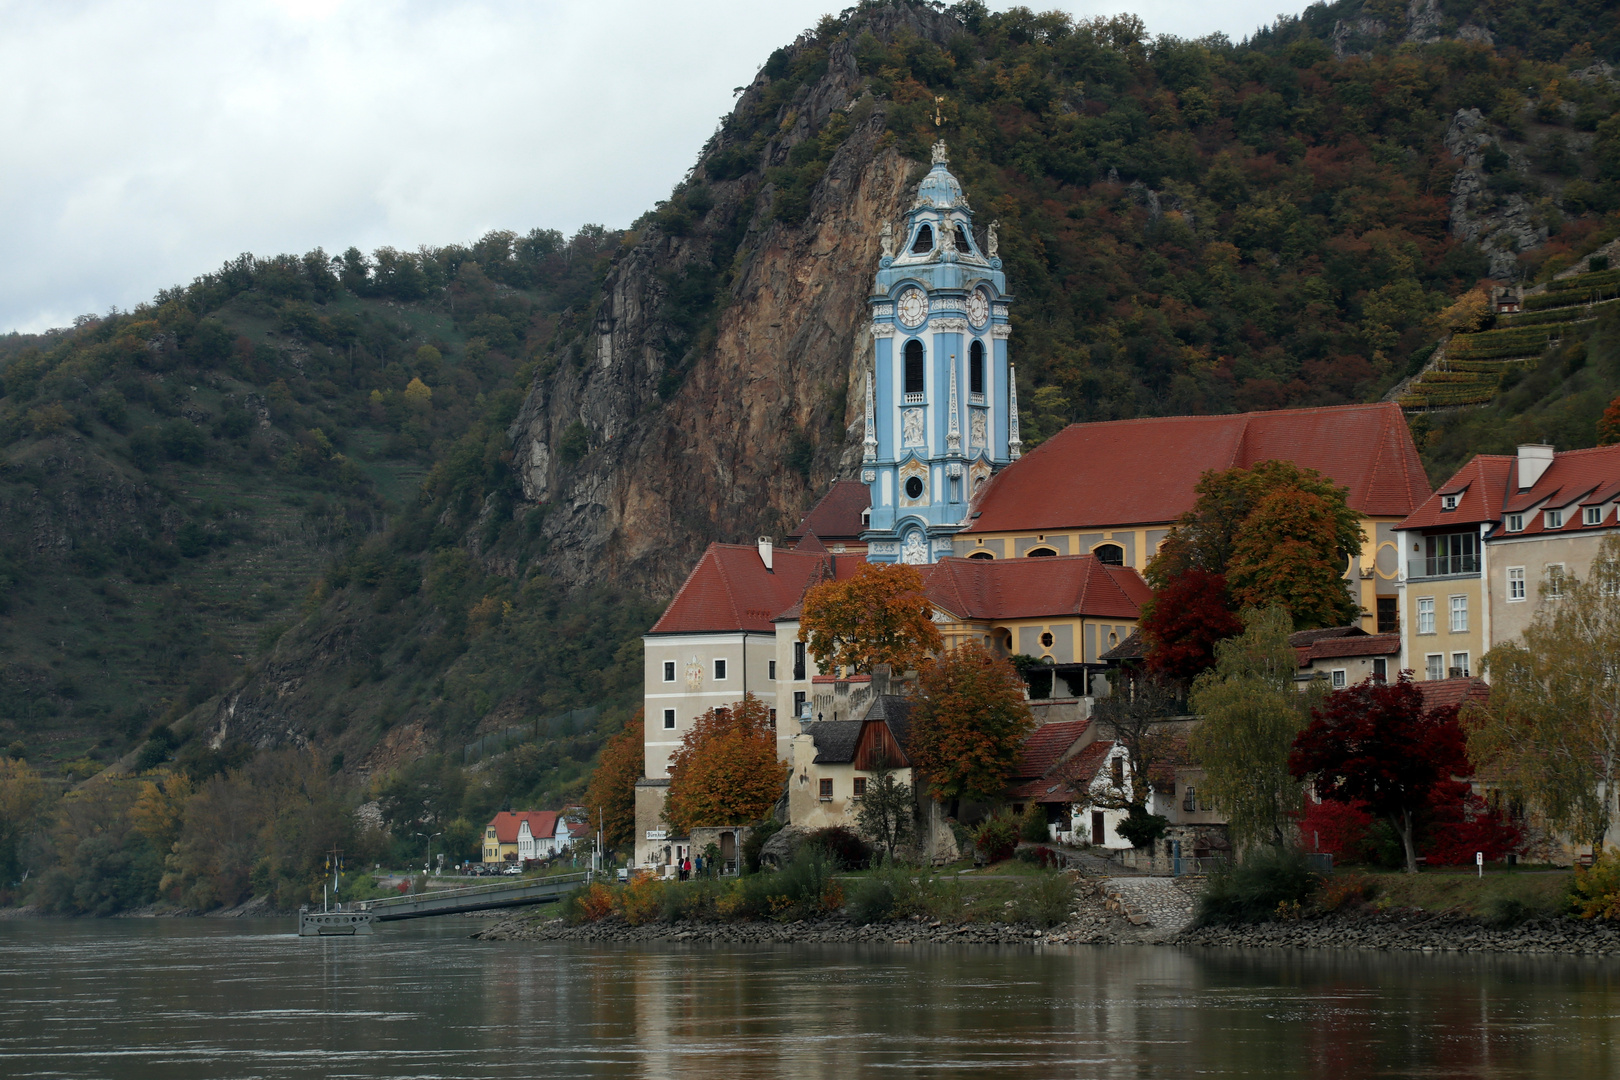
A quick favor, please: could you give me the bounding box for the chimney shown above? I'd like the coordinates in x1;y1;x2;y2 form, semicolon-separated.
1517;444;1554;489
757;536;773;571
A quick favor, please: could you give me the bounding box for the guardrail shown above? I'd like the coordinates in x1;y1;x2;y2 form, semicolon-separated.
357;872;591;921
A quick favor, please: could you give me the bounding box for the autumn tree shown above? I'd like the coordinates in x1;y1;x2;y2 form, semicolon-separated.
1289;676;1471;873
585;709;644;853
0;758;48;887
1091;675;1185;848
854;750;915;860
1189;607;1322;849
663;694;787;835
1599;393;1620;446
1147;460;1363;631
1140;568;1243;683
799;561;942;674
1467;536;1620;852
908;642;1034;805
130;772;194;853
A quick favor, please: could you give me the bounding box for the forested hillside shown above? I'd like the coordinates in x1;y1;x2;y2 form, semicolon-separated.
2;0;1620;911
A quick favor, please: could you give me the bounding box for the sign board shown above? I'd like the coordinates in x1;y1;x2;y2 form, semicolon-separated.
645;830;668;841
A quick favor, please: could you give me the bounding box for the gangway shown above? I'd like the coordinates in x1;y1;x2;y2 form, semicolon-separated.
299;873;589;935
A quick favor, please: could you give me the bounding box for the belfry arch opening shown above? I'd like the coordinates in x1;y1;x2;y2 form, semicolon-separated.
911;224;934;253
969;340;984;396
904;340;925;395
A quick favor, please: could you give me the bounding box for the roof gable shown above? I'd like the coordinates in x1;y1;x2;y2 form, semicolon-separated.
787;481;870;543
1014;719;1092;778
650;544;838;635
922;555;1151;622
965;402;1429;533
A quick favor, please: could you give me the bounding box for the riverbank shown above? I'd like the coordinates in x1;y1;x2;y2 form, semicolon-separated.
1180;910;1620;955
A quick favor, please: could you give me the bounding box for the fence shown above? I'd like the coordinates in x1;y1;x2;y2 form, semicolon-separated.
462;706;600;764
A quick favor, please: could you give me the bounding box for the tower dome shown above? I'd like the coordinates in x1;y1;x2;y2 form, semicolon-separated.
912;142;968;210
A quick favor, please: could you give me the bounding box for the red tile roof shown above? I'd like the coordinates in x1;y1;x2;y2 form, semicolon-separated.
1415;676;1490;712
786;480;870;544
964;402;1429;533
1296;633;1401;665
650;544;864;634
1055;740;1116;788
488;810;558;845
922;555;1152;622
1014;719;1092;778
1397;455;1515;531
1498;444;1620;536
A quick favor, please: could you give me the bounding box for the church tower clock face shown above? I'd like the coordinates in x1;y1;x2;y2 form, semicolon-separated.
966;288;990;327
897;288;928;328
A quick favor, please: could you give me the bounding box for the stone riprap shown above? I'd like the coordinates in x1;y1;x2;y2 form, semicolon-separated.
1177;911;1620;955
1099;877;1199;933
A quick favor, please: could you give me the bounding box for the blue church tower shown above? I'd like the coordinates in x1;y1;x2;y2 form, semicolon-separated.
861;141;1019;565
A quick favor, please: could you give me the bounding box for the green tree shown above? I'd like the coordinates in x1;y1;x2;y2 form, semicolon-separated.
908;642;1034;805
854;750;914;860
1189;607;1321;849
1468;536;1620;853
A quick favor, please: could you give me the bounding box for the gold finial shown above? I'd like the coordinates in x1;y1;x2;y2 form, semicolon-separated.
934;96;945;127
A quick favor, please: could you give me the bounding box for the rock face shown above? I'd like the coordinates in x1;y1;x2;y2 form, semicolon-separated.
507;8;961;597
1444;108;1548;281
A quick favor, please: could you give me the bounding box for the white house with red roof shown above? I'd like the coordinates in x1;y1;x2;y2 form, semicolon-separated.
481;810;576;865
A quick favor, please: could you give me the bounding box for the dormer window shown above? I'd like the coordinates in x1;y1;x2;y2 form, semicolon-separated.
1442;494;1458;511
1586;506;1604;526
911;224;934;254
1506;513;1524;532
1546;509;1564;529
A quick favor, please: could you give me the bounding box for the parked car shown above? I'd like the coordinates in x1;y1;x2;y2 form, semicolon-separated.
502;863;523;876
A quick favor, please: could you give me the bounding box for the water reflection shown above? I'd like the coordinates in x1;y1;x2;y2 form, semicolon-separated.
0;919;1616;1079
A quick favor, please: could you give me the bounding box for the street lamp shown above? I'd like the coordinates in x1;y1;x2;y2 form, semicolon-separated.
413;831;443;875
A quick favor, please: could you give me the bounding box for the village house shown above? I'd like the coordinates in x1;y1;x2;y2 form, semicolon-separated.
1395;442;1620;678
1289;626;1401;688
788;694;913;832
481;810;579;865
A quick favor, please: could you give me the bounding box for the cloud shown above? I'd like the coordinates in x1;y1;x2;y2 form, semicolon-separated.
0;0;1291;333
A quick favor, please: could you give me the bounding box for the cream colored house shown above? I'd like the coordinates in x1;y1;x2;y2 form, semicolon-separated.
787;696;913;833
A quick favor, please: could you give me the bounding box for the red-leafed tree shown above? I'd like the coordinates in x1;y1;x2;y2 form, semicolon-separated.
1289;676;1471;873
1141;569;1244;683
1599;393;1620;446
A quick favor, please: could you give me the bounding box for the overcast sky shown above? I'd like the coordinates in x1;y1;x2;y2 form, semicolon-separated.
1;1;1295;334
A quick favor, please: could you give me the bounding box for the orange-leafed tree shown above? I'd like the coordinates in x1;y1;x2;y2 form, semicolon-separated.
1599;394;1620;446
907;642;1034;804
663;695;787;834
798;561;942;674
1227;487;1362;630
585;709;643;852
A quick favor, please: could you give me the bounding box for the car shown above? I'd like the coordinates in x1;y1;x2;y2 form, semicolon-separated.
502;864;522;876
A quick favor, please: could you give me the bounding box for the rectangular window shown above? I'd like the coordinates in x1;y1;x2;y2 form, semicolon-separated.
663;709;676;730
768;660;776;680
1442;494;1458;510
1508;566;1526;601
852;777;867;799
1417;597;1436;634
1506;513;1524;532
1548;564;1566;598
768;708;776;729
793;690;807;718
1451;652;1470;678
662;661;675;682
1372;658;1387;682
793;641;806;680
1587;506;1604;526
819;778;833;801
714;658;727;680
1424;532;1479;576
1376;597;1399;634
1111;757;1124;788
1449;595;1469;633
1546;509;1564;529
1331;669;1347;689
1426;654;1444;681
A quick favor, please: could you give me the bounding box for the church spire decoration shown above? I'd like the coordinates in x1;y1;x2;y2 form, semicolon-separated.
863;369;877;462
1007;363;1022;461
946;357;961;452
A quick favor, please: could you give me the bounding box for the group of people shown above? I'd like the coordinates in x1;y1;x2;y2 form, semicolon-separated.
674;854;708;881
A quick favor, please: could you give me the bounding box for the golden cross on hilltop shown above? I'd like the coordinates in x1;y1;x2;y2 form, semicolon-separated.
934;96;945;127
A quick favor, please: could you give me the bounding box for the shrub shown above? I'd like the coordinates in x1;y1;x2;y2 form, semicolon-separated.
567;881;614;924
1014;873;1075;928
1570;850;1620;920
1115;807;1169;849
659;877;726;922
741;819;781;873
720;847;842;920
975;813;1019;863
617;874;665;926
805;825;871;870
1195;848;1318;926
1313;873;1372;913
849;872;898;924
1483;896;1534;929
1019;807;1051;843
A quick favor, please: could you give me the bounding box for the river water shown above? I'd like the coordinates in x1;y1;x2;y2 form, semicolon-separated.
2;918;1618;1079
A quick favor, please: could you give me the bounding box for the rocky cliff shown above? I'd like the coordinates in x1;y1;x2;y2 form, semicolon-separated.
509;6;961;596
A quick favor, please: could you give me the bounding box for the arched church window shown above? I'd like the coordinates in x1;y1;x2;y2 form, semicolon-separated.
954;224;971;252
1026;547;1057;557
904;476;924;499
911;224;934;254
1093;543;1124;566
968;550;994;560
969;340;984;396
904;339;925;395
